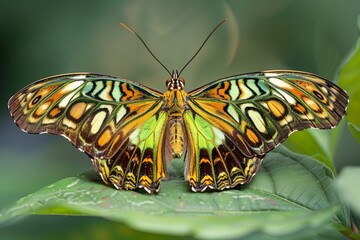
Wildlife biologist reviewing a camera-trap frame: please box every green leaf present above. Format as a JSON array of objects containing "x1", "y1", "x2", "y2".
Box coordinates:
[
  {"x1": 336, "y1": 167, "x2": 360, "y2": 217},
  {"x1": 0, "y1": 146, "x2": 352, "y2": 239},
  {"x1": 285, "y1": 129, "x2": 335, "y2": 172},
  {"x1": 337, "y1": 19, "x2": 360, "y2": 127},
  {"x1": 348, "y1": 122, "x2": 360, "y2": 143}
]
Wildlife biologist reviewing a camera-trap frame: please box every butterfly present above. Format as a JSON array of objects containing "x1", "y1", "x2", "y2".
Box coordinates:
[{"x1": 8, "y1": 21, "x2": 348, "y2": 194}]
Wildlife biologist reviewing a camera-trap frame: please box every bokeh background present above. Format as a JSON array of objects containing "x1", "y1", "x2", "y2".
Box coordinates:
[{"x1": 1, "y1": 1, "x2": 359, "y2": 239}]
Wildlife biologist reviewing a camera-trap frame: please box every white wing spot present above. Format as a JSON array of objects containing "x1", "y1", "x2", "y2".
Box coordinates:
[
  {"x1": 116, "y1": 106, "x2": 127, "y2": 123},
  {"x1": 90, "y1": 111, "x2": 107, "y2": 134},
  {"x1": 112, "y1": 81, "x2": 122, "y2": 102},
  {"x1": 63, "y1": 118, "x2": 77, "y2": 129},
  {"x1": 277, "y1": 89, "x2": 296, "y2": 105},
  {"x1": 59, "y1": 91, "x2": 78, "y2": 108},
  {"x1": 72, "y1": 75, "x2": 87, "y2": 80},
  {"x1": 227, "y1": 105, "x2": 239, "y2": 123},
  {"x1": 60, "y1": 80, "x2": 84, "y2": 93},
  {"x1": 269, "y1": 78, "x2": 292, "y2": 89},
  {"x1": 264, "y1": 72, "x2": 280, "y2": 77},
  {"x1": 229, "y1": 81, "x2": 240, "y2": 100},
  {"x1": 248, "y1": 109, "x2": 267, "y2": 133}
]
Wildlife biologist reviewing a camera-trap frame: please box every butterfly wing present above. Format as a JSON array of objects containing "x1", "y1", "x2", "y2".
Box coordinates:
[
  {"x1": 185, "y1": 70, "x2": 348, "y2": 191},
  {"x1": 8, "y1": 73, "x2": 168, "y2": 193}
]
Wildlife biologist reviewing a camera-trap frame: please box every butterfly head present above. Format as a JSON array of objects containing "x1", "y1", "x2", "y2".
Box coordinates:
[{"x1": 166, "y1": 70, "x2": 185, "y2": 90}]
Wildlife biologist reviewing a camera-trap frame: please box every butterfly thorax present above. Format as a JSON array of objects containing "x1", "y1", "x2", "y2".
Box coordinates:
[
  {"x1": 164, "y1": 70, "x2": 187, "y2": 117},
  {"x1": 164, "y1": 71, "x2": 187, "y2": 158}
]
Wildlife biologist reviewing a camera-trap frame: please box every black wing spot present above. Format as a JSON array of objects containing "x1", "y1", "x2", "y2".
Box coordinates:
[
  {"x1": 313, "y1": 90, "x2": 324, "y2": 100},
  {"x1": 32, "y1": 95, "x2": 42, "y2": 105}
]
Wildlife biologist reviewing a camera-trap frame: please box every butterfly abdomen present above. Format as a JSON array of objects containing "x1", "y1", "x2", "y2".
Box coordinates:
[{"x1": 168, "y1": 119, "x2": 186, "y2": 158}]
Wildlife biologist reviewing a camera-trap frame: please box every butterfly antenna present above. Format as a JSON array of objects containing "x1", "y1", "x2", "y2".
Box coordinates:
[
  {"x1": 120, "y1": 22, "x2": 172, "y2": 76},
  {"x1": 178, "y1": 18, "x2": 227, "y2": 75}
]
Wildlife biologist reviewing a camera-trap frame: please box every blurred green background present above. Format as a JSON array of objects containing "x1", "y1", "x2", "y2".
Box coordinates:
[{"x1": 1, "y1": 0, "x2": 360, "y2": 239}]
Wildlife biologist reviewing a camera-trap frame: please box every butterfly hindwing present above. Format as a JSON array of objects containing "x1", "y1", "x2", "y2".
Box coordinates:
[
  {"x1": 92, "y1": 110, "x2": 168, "y2": 192},
  {"x1": 183, "y1": 111, "x2": 262, "y2": 191},
  {"x1": 8, "y1": 73, "x2": 167, "y2": 193},
  {"x1": 185, "y1": 70, "x2": 348, "y2": 191}
]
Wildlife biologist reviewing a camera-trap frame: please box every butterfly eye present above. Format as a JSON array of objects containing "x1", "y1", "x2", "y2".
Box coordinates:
[
  {"x1": 179, "y1": 77, "x2": 185, "y2": 86},
  {"x1": 166, "y1": 78, "x2": 171, "y2": 87}
]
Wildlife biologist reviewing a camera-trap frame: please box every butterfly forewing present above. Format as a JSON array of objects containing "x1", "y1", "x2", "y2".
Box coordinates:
[
  {"x1": 8, "y1": 73, "x2": 167, "y2": 193},
  {"x1": 185, "y1": 70, "x2": 348, "y2": 191}
]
